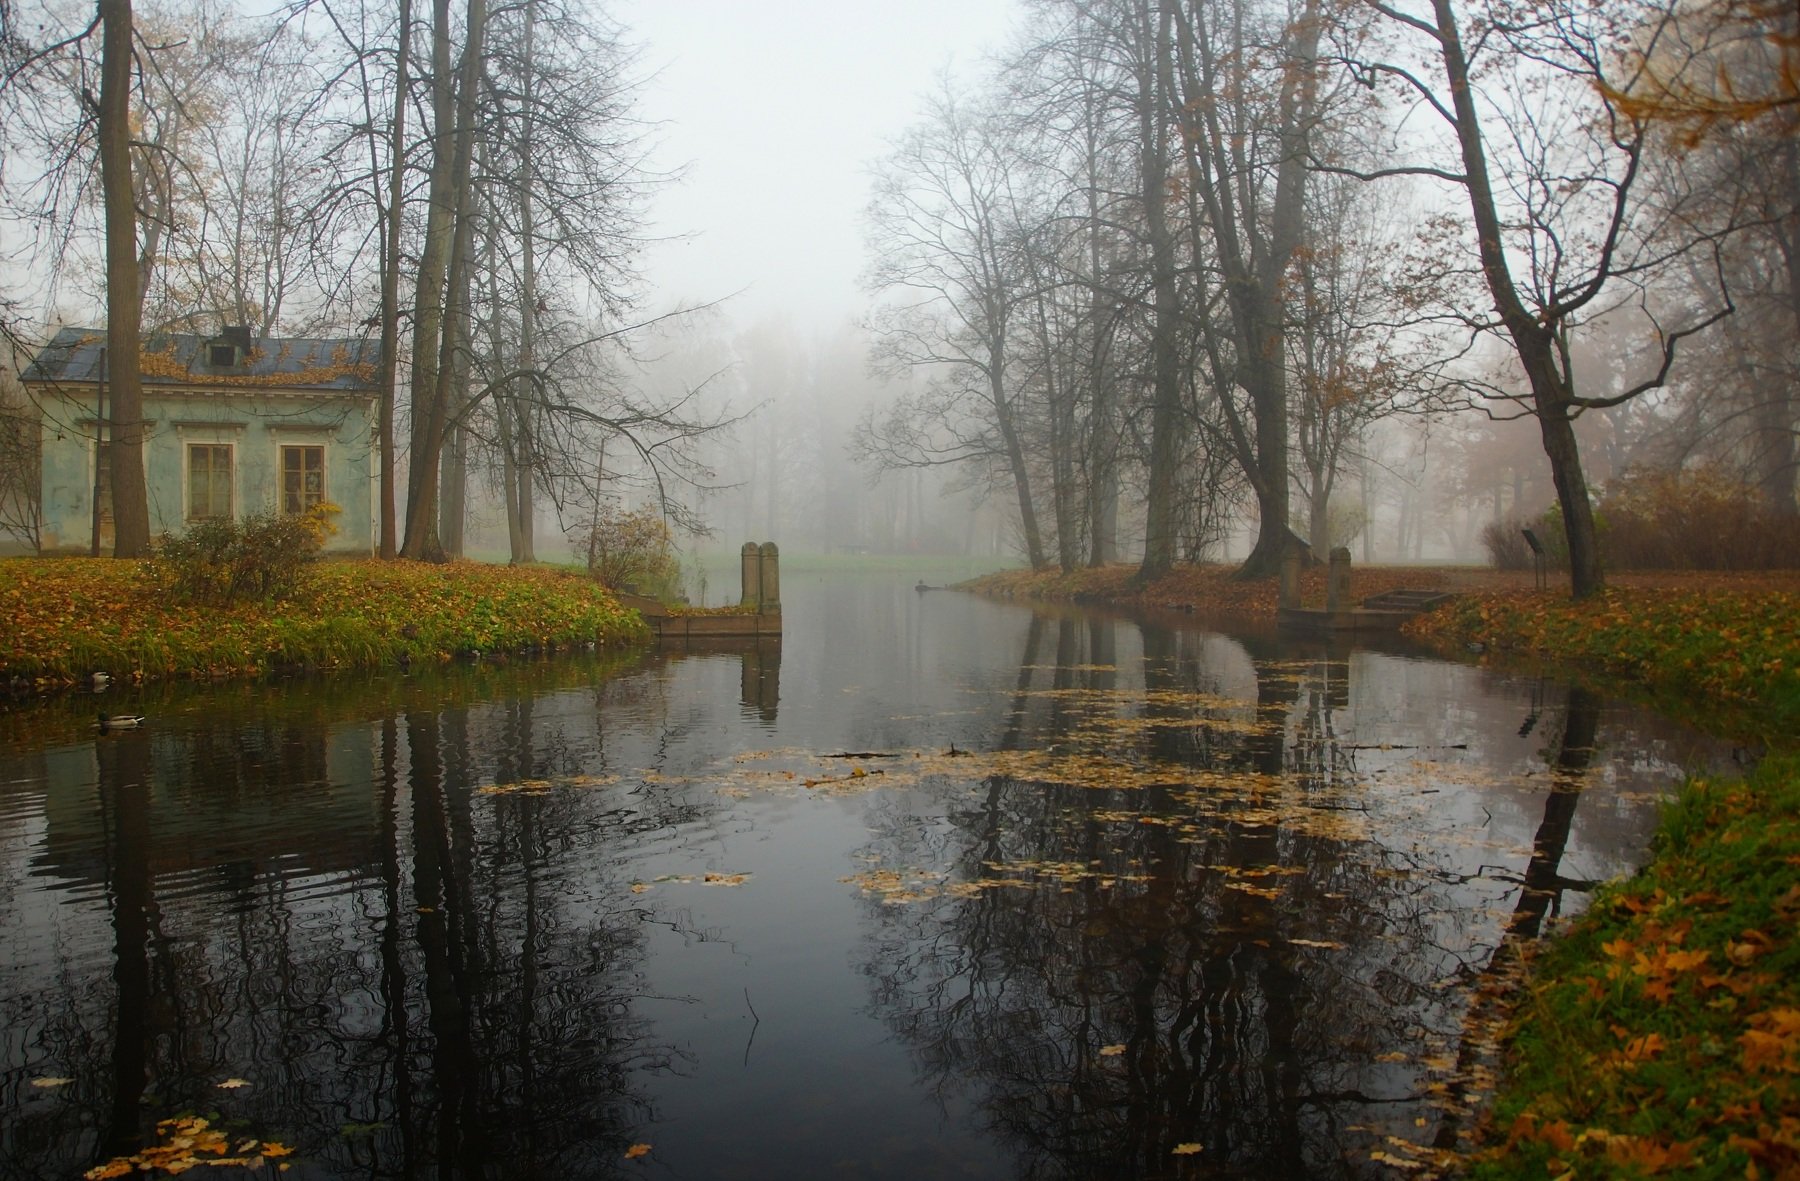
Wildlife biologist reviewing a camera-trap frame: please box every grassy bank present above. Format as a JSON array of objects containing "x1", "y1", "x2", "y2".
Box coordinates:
[
  {"x1": 1467, "y1": 757, "x2": 1800, "y2": 1180},
  {"x1": 1408, "y1": 585, "x2": 1800, "y2": 743},
  {"x1": 0, "y1": 558, "x2": 649, "y2": 685},
  {"x1": 1406, "y1": 584, "x2": 1800, "y2": 1176}
]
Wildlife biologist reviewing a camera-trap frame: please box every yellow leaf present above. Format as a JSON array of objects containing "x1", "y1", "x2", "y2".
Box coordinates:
[
  {"x1": 624, "y1": 1143, "x2": 652, "y2": 1159},
  {"x1": 1099, "y1": 1044, "x2": 1126, "y2": 1057},
  {"x1": 1172, "y1": 1142, "x2": 1202, "y2": 1155}
]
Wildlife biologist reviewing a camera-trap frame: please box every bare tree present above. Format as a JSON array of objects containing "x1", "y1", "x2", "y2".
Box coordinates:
[
  {"x1": 865, "y1": 81, "x2": 1050, "y2": 569},
  {"x1": 1348, "y1": 0, "x2": 1735, "y2": 596}
]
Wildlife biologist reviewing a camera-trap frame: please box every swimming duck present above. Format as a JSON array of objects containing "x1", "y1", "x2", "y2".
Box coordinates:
[{"x1": 97, "y1": 713, "x2": 146, "y2": 731}]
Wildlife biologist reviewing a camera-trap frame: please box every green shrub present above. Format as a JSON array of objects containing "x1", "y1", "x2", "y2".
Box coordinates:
[{"x1": 151, "y1": 504, "x2": 338, "y2": 605}]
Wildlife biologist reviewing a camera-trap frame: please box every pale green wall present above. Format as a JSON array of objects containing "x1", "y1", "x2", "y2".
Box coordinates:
[{"x1": 36, "y1": 386, "x2": 376, "y2": 554}]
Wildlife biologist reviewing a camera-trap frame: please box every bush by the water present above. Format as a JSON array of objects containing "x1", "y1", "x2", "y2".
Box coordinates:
[
  {"x1": 572, "y1": 504, "x2": 683, "y2": 599},
  {"x1": 151, "y1": 503, "x2": 339, "y2": 604}
]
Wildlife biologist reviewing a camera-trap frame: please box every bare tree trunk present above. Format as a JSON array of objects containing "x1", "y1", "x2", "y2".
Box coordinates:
[
  {"x1": 509, "y1": 0, "x2": 540, "y2": 563},
  {"x1": 99, "y1": 0, "x2": 151, "y2": 558},
  {"x1": 1137, "y1": 0, "x2": 1182, "y2": 581},
  {"x1": 990, "y1": 339, "x2": 1047, "y2": 569},
  {"x1": 433, "y1": 0, "x2": 489, "y2": 563},
  {"x1": 377, "y1": 0, "x2": 411, "y2": 559},
  {"x1": 1764, "y1": 193, "x2": 1800, "y2": 516},
  {"x1": 400, "y1": 0, "x2": 458, "y2": 560},
  {"x1": 1427, "y1": 0, "x2": 1608, "y2": 596}
]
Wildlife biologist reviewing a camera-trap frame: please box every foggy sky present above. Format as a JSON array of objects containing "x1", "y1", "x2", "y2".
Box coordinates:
[{"x1": 618, "y1": 0, "x2": 1020, "y2": 331}]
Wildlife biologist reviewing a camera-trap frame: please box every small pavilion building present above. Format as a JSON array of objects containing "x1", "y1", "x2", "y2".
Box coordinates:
[{"x1": 23, "y1": 326, "x2": 380, "y2": 554}]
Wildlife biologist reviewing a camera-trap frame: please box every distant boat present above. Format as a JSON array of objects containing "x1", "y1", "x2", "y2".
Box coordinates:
[
  {"x1": 914, "y1": 581, "x2": 937, "y2": 592},
  {"x1": 97, "y1": 713, "x2": 145, "y2": 731}
]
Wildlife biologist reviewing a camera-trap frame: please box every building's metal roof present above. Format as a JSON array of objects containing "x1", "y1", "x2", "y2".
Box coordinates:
[{"x1": 20, "y1": 326, "x2": 380, "y2": 392}]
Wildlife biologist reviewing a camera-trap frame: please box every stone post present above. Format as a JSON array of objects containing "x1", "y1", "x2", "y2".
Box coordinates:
[
  {"x1": 1279, "y1": 544, "x2": 1303, "y2": 610},
  {"x1": 1326, "y1": 546, "x2": 1352, "y2": 612},
  {"x1": 757, "y1": 542, "x2": 780, "y2": 613},
  {"x1": 739, "y1": 541, "x2": 760, "y2": 609}
]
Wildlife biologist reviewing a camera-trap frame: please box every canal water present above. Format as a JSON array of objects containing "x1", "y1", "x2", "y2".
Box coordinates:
[{"x1": 0, "y1": 570, "x2": 1738, "y2": 1180}]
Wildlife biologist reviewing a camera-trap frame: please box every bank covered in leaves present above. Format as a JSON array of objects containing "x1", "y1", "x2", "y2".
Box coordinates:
[{"x1": 0, "y1": 558, "x2": 649, "y2": 686}]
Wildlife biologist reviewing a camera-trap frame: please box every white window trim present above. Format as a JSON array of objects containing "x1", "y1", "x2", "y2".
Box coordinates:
[
  {"x1": 174, "y1": 422, "x2": 245, "y2": 522},
  {"x1": 275, "y1": 437, "x2": 330, "y2": 515}
]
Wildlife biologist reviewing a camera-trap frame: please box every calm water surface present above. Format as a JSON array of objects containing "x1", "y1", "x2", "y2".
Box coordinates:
[{"x1": 0, "y1": 570, "x2": 1737, "y2": 1180}]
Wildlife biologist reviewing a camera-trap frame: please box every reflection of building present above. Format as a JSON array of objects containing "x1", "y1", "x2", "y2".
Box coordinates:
[{"x1": 23, "y1": 326, "x2": 378, "y2": 554}]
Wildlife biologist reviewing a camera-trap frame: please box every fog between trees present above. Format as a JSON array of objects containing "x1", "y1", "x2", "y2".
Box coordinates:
[{"x1": 0, "y1": 0, "x2": 1794, "y2": 592}]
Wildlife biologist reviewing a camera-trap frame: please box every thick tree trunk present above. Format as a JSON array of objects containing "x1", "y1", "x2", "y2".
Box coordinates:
[
  {"x1": 1136, "y1": 0, "x2": 1181, "y2": 582},
  {"x1": 429, "y1": 0, "x2": 487, "y2": 562},
  {"x1": 510, "y1": 0, "x2": 540, "y2": 563},
  {"x1": 98, "y1": 0, "x2": 151, "y2": 558},
  {"x1": 377, "y1": 0, "x2": 410, "y2": 559},
  {"x1": 990, "y1": 352, "x2": 1047, "y2": 569},
  {"x1": 1764, "y1": 199, "x2": 1800, "y2": 516},
  {"x1": 400, "y1": 0, "x2": 458, "y2": 560},
  {"x1": 1536, "y1": 397, "x2": 1604, "y2": 596}
]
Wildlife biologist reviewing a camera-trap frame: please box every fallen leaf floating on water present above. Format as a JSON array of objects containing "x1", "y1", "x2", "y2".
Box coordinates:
[
  {"x1": 83, "y1": 1116, "x2": 291, "y2": 1179},
  {"x1": 479, "y1": 773, "x2": 619, "y2": 796},
  {"x1": 702, "y1": 872, "x2": 749, "y2": 887},
  {"x1": 29, "y1": 1076, "x2": 72, "y2": 1088},
  {"x1": 1171, "y1": 1143, "x2": 1202, "y2": 1155},
  {"x1": 624, "y1": 1143, "x2": 652, "y2": 1159},
  {"x1": 1099, "y1": 1044, "x2": 1126, "y2": 1057},
  {"x1": 217, "y1": 1077, "x2": 251, "y2": 1089}
]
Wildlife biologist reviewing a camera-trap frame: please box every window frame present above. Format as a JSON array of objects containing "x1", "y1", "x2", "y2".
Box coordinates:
[
  {"x1": 280, "y1": 443, "x2": 327, "y2": 515},
  {"x1": 185, "y1": 442, "x2": 234, "y2": 521}
]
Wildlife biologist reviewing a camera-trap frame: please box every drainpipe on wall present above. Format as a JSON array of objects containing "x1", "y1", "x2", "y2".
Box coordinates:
[{"x1": 91, "y1": 346, "x2": 107, "y2": 557}]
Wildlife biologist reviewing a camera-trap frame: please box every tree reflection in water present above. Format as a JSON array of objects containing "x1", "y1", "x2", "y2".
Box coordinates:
[
  {"x1": 850, "y1": 616, "x2": 1614, "y2": 1179},
  {"x1": 0, "y1": 656, "x2": 700, "y2": 1181},
  {"x1": 0, "y1": 591, "x2": 1708, "y2": 1181}
]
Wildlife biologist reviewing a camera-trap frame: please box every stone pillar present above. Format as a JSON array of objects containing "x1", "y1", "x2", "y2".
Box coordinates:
[
  {"x1": 757, "y1": 542, "x2": 780, "y2": 613},
  {"x1": 1326, "y1": 546, "x2": 1353, "y2": 612},
  {"x1": 1279, "y1": 544, "x2": 1303, "y2": 610},
  {"x1": 739, "y1": 541, "x2": 760, "y2": 609}
]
